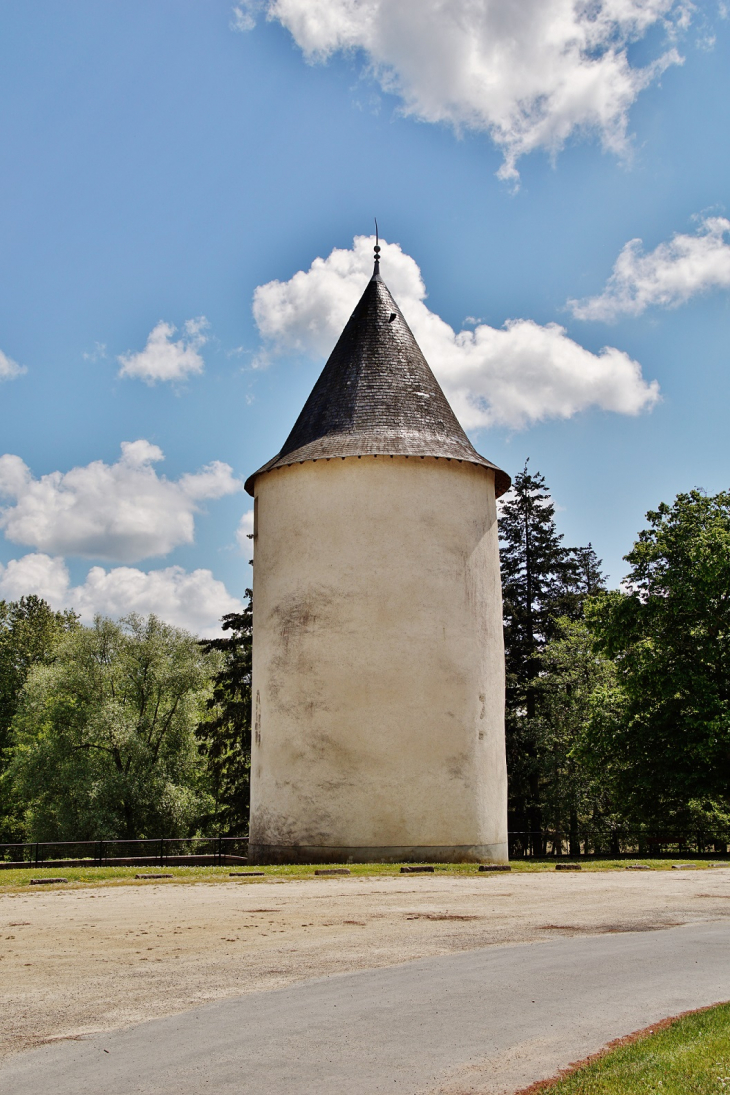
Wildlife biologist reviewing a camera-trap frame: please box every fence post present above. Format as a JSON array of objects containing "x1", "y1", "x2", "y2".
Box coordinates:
[
  {"x1": 217, "y1": 833, "x2": 222, "y2": 866},
  {"x1": 160, "y1": 838, "x2": 164, "y2": 867},
  {"x1": 35, "y1": 842, "x2": 39, "y2": 866}
]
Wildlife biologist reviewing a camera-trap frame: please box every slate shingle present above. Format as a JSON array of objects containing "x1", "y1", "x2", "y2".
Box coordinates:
[{"x1": 245, "y1": 268, "x2": 510, "y2": 497}]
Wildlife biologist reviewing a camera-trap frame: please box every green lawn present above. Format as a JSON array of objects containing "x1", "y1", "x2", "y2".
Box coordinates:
[
  {"x1": 0, "y1": 859, "x2": 723, "y2": 891},
  {"x1": 527, "y1": 1003, "x2": 730, "y2": 1094}
]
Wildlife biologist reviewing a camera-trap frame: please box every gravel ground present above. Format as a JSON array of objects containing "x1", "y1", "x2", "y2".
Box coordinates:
[{"x1": 2, "y1": 866, "x2": 729, "y2": 1061}]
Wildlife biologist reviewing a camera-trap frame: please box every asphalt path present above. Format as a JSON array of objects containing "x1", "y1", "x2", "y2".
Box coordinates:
[{"x1": 3, "y1": 920, "x2": 729, "y2": 1095}]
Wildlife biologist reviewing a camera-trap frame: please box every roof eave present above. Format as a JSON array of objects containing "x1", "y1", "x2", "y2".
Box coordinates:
[{"x1": 244, "y1": 450, "x2": 511, "y2": 497}]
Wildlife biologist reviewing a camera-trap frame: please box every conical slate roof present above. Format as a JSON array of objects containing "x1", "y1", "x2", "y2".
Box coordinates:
[{"x1": 244, "y1": 263, "x2": 510, "y2": 497}]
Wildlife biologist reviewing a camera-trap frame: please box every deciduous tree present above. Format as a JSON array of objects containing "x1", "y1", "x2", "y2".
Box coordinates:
[
  {"x1": 0, "y1": 596, "x2": 77, "y2": 755},
  {"x1": 0, "y1": 596, "x2": 78, "y2": 840},
  {"x1": 586, "y1": 490, "x2": 730, "y2": 833},
  {"x1": 6, "y1": 614, "x2": 216, "y2": 841},
  {"x1": 533, "y1": 617, "x2": 621, "y2": 854}
]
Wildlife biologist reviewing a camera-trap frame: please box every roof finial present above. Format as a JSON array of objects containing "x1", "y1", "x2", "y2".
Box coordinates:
[{"x1": 373, "y1": 218, "x2": 381, "y2": 278}]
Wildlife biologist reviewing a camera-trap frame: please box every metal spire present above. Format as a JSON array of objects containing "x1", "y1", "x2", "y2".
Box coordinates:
[{"x1": 373, "y1": 218, "x2": 381, "y2": 278}]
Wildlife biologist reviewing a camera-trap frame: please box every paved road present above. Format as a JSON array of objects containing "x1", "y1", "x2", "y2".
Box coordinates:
[{"x1": 3, "y1": 921, "x2": 729, "y2": 1095}]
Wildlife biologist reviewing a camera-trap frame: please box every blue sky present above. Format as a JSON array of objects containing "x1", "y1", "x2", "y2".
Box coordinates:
[{"x1": 1, "y1": 1, "x2": 729, "y2": 633}]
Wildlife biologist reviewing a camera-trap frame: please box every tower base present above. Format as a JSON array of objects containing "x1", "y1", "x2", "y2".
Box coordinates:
[{"x1": 247, "y1": 843, "x2": 508, "y2": 866}]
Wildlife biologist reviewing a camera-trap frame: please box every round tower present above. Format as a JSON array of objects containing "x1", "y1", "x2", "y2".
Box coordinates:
[{"x1": 244, "y1": 245, "x2": 511, "y2": 864}]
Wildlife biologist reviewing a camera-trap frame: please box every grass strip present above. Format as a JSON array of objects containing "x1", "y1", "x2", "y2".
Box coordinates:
[
  {"x1": 519, "y1": 1002, "x2": 730, "y2": 1094},
  {"x1": 0, "y1": 859, "x2": 724, "y2": 892}
]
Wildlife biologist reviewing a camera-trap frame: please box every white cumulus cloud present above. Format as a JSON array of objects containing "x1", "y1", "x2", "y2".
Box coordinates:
[
  {"x1": 236, "y1": 510, "x2": 255, "y2": 554},
  {"x1": 0, "y1": 349, "x2": 27, "y2": 382},
  {"x1": 0, "y1": 553, "x2": 70, "y2": 606},
  {"x1": 0, "y1": 441, "x2": 243, "y2": 563},
  {"x1": 252, "y1": 235, "x2": 659, "y2": 430},
  {"x1": 0, "y1": 553, "x2": 242, "y2": 638},
  {"x1": 569, "y1": 215, "x2": 730, "y2": 321},
  {"x1": 238, "y1": 508, "x2": 256, "y2": 551},
  {"x1": 231, "y1": 1, "x2": 258, "y2": 31},
  {"x1": 253, "y1": 0, "x2": 687, "y2": 180},
  {"x1": 118, "y1": 317, "x2": 208, "y2": 384}
]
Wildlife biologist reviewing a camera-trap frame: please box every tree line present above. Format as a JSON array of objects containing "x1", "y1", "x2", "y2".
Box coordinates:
[{"x1": 1, "y1": 466, "x2": 728, "y2": 848}]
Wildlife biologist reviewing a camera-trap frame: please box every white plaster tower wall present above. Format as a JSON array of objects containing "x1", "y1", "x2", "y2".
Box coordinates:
[{"x1": 248, "y1": 454, "x2": 507, "y2": 863}]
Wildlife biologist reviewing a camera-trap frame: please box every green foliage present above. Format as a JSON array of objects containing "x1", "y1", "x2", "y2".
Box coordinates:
[
  {"x1": 196, "y1": 590, "x2": 252, "y2": 835},
  {"x1": 0, "y1": 596, "x2": 78, "y2": 754},
  {"x1": 0, "y1": 596, "x2": 78, "y2": 840},
  {"x1": 533, "y1": 618, "x2": 620, "y2": 851},
  {"x1": 5, "y1": 614, "x2": 217, "y2": 841},
  {"x1": 535, "y1": 1002, "x2": 730, "y2": 1094},
  {"x1": 586, "y1": 490, "x2": 730, "y2": 830}
]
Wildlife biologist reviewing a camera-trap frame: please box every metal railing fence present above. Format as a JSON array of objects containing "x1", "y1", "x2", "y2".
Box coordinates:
[
  {"x1": 3, "y1": 831, "x2": 730, "y2": 868},
  {"x1": 0, "y1": 835, "x2": 249, "y2": 869},
  {"x1": 508, "y1": 829, "x2": 730, "y2": 859}
]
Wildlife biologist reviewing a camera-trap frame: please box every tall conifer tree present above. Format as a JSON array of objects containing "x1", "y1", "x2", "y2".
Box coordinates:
[
  {"x1": 499, "y1": 464, "x2": 605, "y2": 851},
  {"x1": 196, "y1": 591, "x2": 253, "y2": 835}
]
